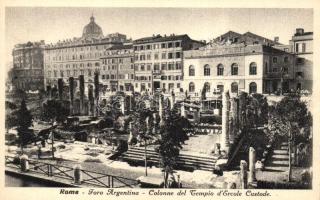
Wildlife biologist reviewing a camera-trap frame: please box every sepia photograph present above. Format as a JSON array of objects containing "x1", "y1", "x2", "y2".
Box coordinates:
[{"x1": 3, "y1": 4, "x2": 316, "y2": 193}]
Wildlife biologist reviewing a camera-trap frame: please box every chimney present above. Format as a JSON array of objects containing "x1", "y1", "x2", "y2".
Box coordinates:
[
  {"x1": 296, "y1": 28, "x2": 304, "y2": 35},
  {"x1": 274, "y1": 37, "x2": 279, "y2": 43}
]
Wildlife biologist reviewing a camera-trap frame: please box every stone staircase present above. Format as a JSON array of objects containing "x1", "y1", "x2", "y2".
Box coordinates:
[
  {"x1": 264, "y1": 142, "x2": 289, "y2": 172},
  {"x1": 119, "y1": 146, "x2": 219, "y2": 172}
]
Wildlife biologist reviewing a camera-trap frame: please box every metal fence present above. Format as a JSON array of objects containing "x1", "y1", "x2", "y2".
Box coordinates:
[{"x1": 5, "y1": 156, "x2": 139, "y2": 188}]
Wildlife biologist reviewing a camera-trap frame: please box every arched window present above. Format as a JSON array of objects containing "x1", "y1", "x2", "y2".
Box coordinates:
[
  {"x1": 189, "y1": 65, "x2": 195, "y2": 76},
  {"x1": 249, "y1": 82, "x2": 257, "y2": 94},
  {"x1": 204, "y1": 64, "x2": 210, "y2": 76},
  {"x1": 231, "y1": 63, "x2": 238, "y2": 75},
  {"x1": 189, "y1": 82, "x2": 195, "y2": 92},
  {"x1": 204, "y1": 82, "x2": 210, "y2": 93},
  {"x1": 217, "y1": 64, "x2": 224, "y2": 76},
  {"x1": 250, "y1": 62, "x2": 257, "y2": 75},
  {"x1": 231, "y1": 82, "x2": 238, "y2": 93}
]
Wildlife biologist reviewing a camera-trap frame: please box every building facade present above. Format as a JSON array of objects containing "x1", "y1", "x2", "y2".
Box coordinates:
[
  {"x1": 132, "y1": 34, "x2": 205, "y2": 93},
  {"x1": 11, "y1": 41, "x2": 45, "y2": 91},
  {"x1": 290, "y1": 28, "x2": 313, "y2": 91},
  {"x1": 182, "y1": 41, "x2": 296, "y2": 97},
  {"x1": 43, "y1": 16, "x2": 130, "y2": 91},
  {"x1": 100, "y1": 44, "x2": 134, "y2": 93}
]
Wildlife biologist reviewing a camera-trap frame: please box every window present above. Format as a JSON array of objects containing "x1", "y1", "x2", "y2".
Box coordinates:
[
  {"x1": 176, "y1": 62, "x2": 182, "y2": 70},
  {"x1": 264, "y1": 62, "x2": 268, "y2": 74},
  {"x1": 153, "y1": 64, "x2": 160, "y2": 70},
  {"x1": 249, "y1": 82, "x2": 257, "y2": 94},
  {"x1": 147, "y1": 54, "x2": 151, "y2": 60},
  {"x1": 217, "y1": 64, "x2": 224, "y2": 76},
  {"x1": 302, "y1": 43, "x2": 306, "y2": 53},
  {"x1": 168, "y1": 53, "x2": 173, "y2": 59},
  {"x1": 146, "y1": 45, "x2": 151, "y2": 50},
  {"x1": 284, "y1": 56, "x2": 289, "y2": 63},
  {"x1": 249, "y1": 62, "x2": 257, "y2": 75},
  {"x1": 140, "y1": 55, "x2": 145, "y2": 60},
  {"x1": 217, "y1": 85, "x2": 224, "y2": 93},
  {"x1": 283, "y1": 67, "x2": 289, "y2": 74},
  {"x1": 231, "y1": 63, "x2": 238, "y2": 75},
  {"x1": 161, "y1": 63, "x2": 167, "y2": 70},
  {"x1": 67, "y1": 70, "x2": 70, "y2": 76},
  {"x1": 141, "y1": 65, "x2": 145, "y2": 71},
  {"x1": 162, "y1": 53, "x2": 166, "y2": 59},
  {"x1": 167, "y1": 63, "x2": 173, "y2": 70},
  {"x1": 204, "y1": 64, "x2": 210, "y2": 76},
  {"x1": 296, "y1": 57, "x2": 304, "y2": 65},
  {"x1": 189, "y1": 65, "x2": 195, "y2": 76},
  {"x1": 175, "y1": 42, "x2": 181, "y2": 47},
  {"x1": 147, "y1": 65, "x2": 151, "y2": 70},
  {"x1": 204, "y1": 82, "x2": 210, "y2": 93},
  {"x1": 161, "y1": 43, "x2": 166, "y2": 48},
  {"x1": 189, "y1": 82, "x2": 195, "y2": 92},
  {"x1": 154, "y1": 53, "x2": 159, "y2": 60},
  {"x1": 231, "y1": 82, "x2": 238, "y2": 93},
  {"x1": 168, "y1": 43, "x2": 173, "y2": 48},
  {"x1": 60, "y1": 70, "x2": 64, "y2": 77},
  {"x1": 176, "y1": 52, "x2": 181, "y2": 58},
  {"x1": 273, "y1": 57, "x2": 278, "y2": 63}
]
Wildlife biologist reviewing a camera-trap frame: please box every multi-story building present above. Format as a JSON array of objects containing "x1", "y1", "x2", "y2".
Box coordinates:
[
  {"x1": 11, "y1": 41, "x2": 45, "y2": 91},
  {"x1": 132, "y1": 34, "x2": 205, "y2": 93},
  {"x1": 182, "y1": 33, "x2": 296, "y2": 97},
  {"x1": 44, "y1": 16, "x2": 130, "y2": 89},
  {"x1": 289, "y1": 28, "x2": 313, "y2": 91},
  {"x1": 100, "y1": 44, "x2": 134, "y2": 93}
]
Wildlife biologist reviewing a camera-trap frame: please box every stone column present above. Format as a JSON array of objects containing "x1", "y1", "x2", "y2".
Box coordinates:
[
  {"x1": 240, "y1": 160, "x2": 248, "y2": 189},
  {"x1": 248, "y1": 147, "x2": 257, "y2": 183},
  {"x1": 181, "y1": 102, "x2": 186, "y2": 118},
  {"x1": 79, "y1": 75, "x2": 85, "y2": 115},
  {"x1": 221, "y1": 91, "x2": 230, "y2": 152},
  {"x1": 128, "y1": 122, "x2": 133, "y2": 144},
  {"x1": 120, "y1": 97, "x2": 125, "y2": 114},
  {"x1": 159, "y1": 97, "x2": 163, "y2": 122},
  {"x1": 152, "y1": 113, "x2": 157, "y2": 134}
]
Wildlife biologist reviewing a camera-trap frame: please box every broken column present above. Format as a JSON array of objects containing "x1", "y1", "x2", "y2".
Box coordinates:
[
  {"x1": 221, "y1": 91, "x2": 230, "y2": 153},
  {"x1": 248, "y1": 147, "x2": 257, "y2": 183},
  {"x1": 240, "y1": 160, "x2": 248, "y2": 189}
]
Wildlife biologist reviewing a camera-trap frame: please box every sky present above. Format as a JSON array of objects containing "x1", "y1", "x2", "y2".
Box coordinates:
[{"x1": 5, "y1": 7, "x2": 313, "y2": 67}]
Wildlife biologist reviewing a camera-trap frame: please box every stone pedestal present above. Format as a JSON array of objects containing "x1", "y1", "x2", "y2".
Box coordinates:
[
  {"x1": 73, "y1": 164, "x2": 82, "y2": 185},
  {"x1": 240, "y1": 160, "x2": 248, "y2": 189},
  {"x1": 20, "y1": 154, "x2": 29, "y2": 172}
]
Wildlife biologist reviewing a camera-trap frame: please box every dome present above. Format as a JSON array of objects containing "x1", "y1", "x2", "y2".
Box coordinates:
[{"x1": 82, "y1": 16, "x2": 104, "y2": 39}]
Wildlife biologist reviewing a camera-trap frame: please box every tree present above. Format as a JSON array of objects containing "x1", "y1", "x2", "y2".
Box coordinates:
[
  {"x1": 158, "y1": 109, "x2": 190, "y2": 188},
  {"x1": 42, "y1": 100, "x2": 68, "y2": 158},
  {"x1": 16, "y1": 100, "x2": 34, "y2": 152},
  {"x1": 268, "y1": 95, "x2": 312, "y2": 181},
  {"x1": 131, "y1": 109, "x2": 154, "y2": 176}
]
